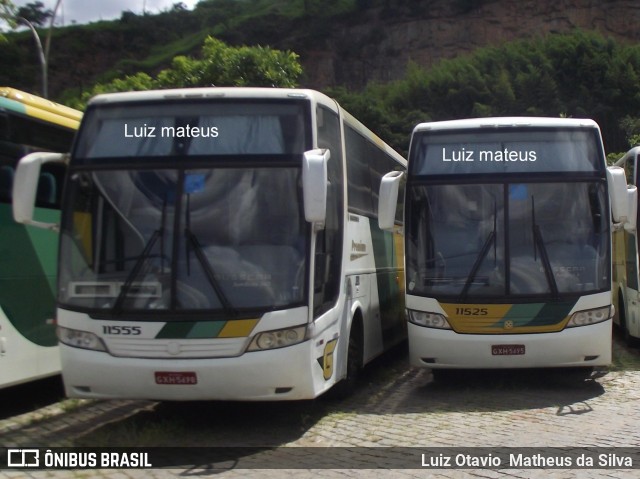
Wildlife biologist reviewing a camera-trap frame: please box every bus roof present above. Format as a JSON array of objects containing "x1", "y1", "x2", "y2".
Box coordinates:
[
  {"x1": 413, "y1": 117, "x2": 600, "y2": 133},
  {"x1": 87, "y1": 87, "x2": 336, "y2": 106},
  {"x1": 0, "y1": 87, "x2": 82, "y2": 130},
  {"x1": 86, "y1": 87, "x2": 406, "y2": 166}
]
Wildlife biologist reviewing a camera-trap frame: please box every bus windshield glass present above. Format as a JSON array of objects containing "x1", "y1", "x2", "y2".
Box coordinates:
[
  {"x1": 59, "y1": 99, "x2": 311, "y2": 315},
  {"x1": 406, "y1": 181, "x2": 609, "y2": 299},
  {"x1": 406, "y1": 125, "x2": 609, "y2": 300},
  {"x1": 410, "y1": 128, "x2": 603, "y2": 175}
]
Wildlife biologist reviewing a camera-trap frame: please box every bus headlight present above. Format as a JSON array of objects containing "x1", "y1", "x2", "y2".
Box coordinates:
[
  {"x1": 408, "y1": 310, "x2": 452, "y2": 329},
  {"x1": 247, "y1": 325, "x2": 308, "y2": 352},
  {"x1": 57, "y1": 326, "x2": 107, "y2": 352},
  {"x1": 566, "y1": 306, "x2": 613, "y2": 328}
]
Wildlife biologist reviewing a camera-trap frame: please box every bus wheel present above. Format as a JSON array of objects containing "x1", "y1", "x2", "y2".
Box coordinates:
[{"x1": 330, "y1": 318, "x2": 363, "y2": 399}]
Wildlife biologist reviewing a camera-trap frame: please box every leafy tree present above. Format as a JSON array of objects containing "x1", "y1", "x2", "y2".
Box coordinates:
[
  {"x1": 69, "y1": 36, "x2": 302, "y2": 109},
  {"x1": 170, "y1": 2, "x2": 188, "y2": 12},
  {"x1": 196, "y1": 37, "x2": 302, "y2": 87},
  {"x1": 0, "y1": 0, "x2": 17, "y2": 41},
  {"x1": 341, "y1": 31, "x2": 640, "y2": 154},
  {"x1": 619, "y1": 116, "x2": 640, "y2": 148},
  {"x1": 17, "y1": 1, "x2": 52, "y2": 26}
]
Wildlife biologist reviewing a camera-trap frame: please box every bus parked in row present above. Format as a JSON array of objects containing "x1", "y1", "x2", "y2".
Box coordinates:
[
  {"x1": 13, "y1": 88, "x2": 406, "y2": 400},
  {"x1": 379, "y1": 117, "x2": 636, "y2": 375},
  {"x1": 613, "y1": 146, "x2": 640, "y2": 346},
  {"x1": 0, "y1": 87, "x2": 82, "y2": 388}
]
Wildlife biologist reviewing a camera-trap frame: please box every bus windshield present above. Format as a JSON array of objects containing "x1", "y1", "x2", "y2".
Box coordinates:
[
  {"x1": 59, "y1": 99, "x2": 311, "y2": 316},
  {"x1": 406, "y1": 180, "x2": 609, "y2": 300},
  {"x1": 406, "y1": 126, "x2": 609, "y2": 300}
]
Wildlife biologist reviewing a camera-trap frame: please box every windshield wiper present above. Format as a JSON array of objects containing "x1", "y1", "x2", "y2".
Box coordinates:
[
  {"x1": 531, "y1": 196, "x2": 559, "y2": 297},
  {"x1": 113, "y1": 198, "x2": 167, "y2": 313},
  {"x1": 184, "y1": 195, "x2": 236, "y2": 314},
  {"x1": 113, "y1": 229, "x2": 162, "y2": 313},
  {"x1": 184, "y1": 229, "x2": 235, "y2": 314},
  {"x1": 459, "y1": 200, "x2": 497, "y2": 300}
]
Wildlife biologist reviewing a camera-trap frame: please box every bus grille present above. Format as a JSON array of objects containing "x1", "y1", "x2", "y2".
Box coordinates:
[{"x1": 103, "y1": 337, "x2": 249, "y2": 359}]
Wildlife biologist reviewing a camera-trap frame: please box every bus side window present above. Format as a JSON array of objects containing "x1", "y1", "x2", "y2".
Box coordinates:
[
  {"x1": 314, "y1": 106, "x2": 344, "y2": 318},
  {"x1": 37, "y1": 172, "x2": 57, "y2": 207},
  {"x1": 0, "y1": 165, "x2": 14, "y2": 203}
]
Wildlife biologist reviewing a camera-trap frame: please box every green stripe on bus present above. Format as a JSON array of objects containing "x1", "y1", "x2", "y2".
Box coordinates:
[
  {"x1": 492, "y1": 301, "x2": 576, "y2": 328},
  {"x1": 0, "y1": 204, "x2": 58, "y2": 346},
  {"x1": 530, "y1": 301, "x2": 577, "y2": 326},
  {"x1": 187, "y1": 321, "x2": 226, "y2": 338},
  {"x1": 155, "y1": 320, "x2": 256, "y2": 339},
  {"x1": 155, "y1": 322, "x2": 195, "y2": 339}
]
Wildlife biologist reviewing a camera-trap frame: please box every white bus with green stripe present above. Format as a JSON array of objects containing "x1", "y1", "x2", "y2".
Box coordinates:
[
  {"x1": 612, "y1": 146, "x2": 640, "y2": 346},
  {"x1": 13, "y1": 88, "x2": 406, "y2": 400},
  {"x1": 379, "y1": 117, "x2": 635, "y2": 373},
  {"x1": 0, "y1": 87, "x2": 81, "y2": 388}
]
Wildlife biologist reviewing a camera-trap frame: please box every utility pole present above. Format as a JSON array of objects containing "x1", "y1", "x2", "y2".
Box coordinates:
[
  {"x1": 19, "y1": 17, "x2": 46, "y2": 97},
  {"x1": 20, "y1": 0, "x2": 63, "y2": 99}
]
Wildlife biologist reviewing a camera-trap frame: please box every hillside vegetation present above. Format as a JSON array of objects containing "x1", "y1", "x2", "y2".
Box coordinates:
[
  {"x1": 332, "y1": 31, "x2": 640, "y2": 154},
  {"x1": 2, "y1": 1, "x2": 640, "y2": 154}
]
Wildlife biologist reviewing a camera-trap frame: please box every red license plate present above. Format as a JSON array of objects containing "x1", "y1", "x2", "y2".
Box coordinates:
[
  {"x1": 155, "y1": 371, "x2": 198, "y2": 385},
  {"x1": 491, "y1": 344, "x2": 525, "y2": 356}
]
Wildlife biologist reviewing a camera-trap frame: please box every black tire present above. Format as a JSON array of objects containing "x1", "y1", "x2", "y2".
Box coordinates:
[{"x1": 330, "y1": 322, "x2": 363, "y2": 399}]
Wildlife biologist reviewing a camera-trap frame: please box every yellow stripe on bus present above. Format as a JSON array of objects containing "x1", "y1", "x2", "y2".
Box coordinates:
[
  {"x1": 0, "y1": 87, "x2": 82, "y2": 129},
  {"x1": 218, "y1": 319, "x2": 260, "y2": 338}
]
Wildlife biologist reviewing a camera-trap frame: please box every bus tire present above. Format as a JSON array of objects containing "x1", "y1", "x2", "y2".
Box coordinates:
[{"x1": 330, "y1": 315, "x2": 363, "y2": 399}]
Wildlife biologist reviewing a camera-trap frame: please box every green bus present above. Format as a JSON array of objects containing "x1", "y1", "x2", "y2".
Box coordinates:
[{"x1": 0, "y1": 87, "x2": 81, "y2": 388}]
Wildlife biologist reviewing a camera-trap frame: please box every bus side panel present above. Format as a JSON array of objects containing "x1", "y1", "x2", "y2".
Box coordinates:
[
  {"x1": 0, "y1": 306, "x2": 60, "y2": 387},
  {"x1": 623, "y1": 229, "x2": 640, "y2": 338},
  {"x1": 613, "y1": 226, "x2": 640, "y2": 338},
  {"x1": 370, "y1": 221, "x2": 406, "y2": 349},
  {"x1": 344, "y1": 214, "x2": 406, "y2": 366},
  {"x1": 0, "y1": 204, "x2": 58, "y2": 348},
  {"x1": 345, "y1": 214, "x2": 382, "y2": 364},
  {"x1": 0, "y1": 203, "x2": 60, "y2": 388}
]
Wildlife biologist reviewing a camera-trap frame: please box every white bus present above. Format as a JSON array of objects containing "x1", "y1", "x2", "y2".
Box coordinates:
[
  {"x1": 13, "y1": 87, "x2": 406, "y2": 400},
  {"x1": 612, "y1": 146, "x2": 640, "y2": 346},
  {"x1": 379, "y1": 117, "x2": 635, "y2": 374}
]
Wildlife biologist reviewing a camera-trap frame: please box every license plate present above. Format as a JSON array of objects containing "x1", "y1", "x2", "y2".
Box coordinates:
[
  {"x1": 491, "y1": 344, "x2": 525, "y2": 356},
  {"x1": 155, "y1": 371, "x2": 198, "y2": 385}
]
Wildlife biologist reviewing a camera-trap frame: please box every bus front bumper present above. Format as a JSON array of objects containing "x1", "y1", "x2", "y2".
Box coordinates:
[
  {"x1": 60, "y1": 341, "x2": 322, "y2": 401},
  {"x1": 408, "y1": 320, "x2": 612, "y2": 369}
]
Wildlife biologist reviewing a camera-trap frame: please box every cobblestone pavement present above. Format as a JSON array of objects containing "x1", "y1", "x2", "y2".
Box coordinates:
[{"x1": 1, "y1": 338, "x2": 639, "y2": 479}]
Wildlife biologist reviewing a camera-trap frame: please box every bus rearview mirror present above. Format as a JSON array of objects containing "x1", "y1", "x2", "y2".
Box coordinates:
[
  {"x1": 378, "y1": 170, "x2": 404, "y2": 231},
  {"x1": 13, "y1": 152, "x2": 66, "y2": 231},
  {"x1": 625, "y1": 185, "x2": 638, "y2": 232},
  {"x1": 607, "y1": 165, "x2": 632, "y2": 226},
  {"x1": 302, "y1": 148, "x2": 329, "y2": 228}
]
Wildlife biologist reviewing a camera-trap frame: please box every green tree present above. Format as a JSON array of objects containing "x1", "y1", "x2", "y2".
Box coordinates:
[
  {"x1": 17, "y1": 1, "x2": 52, "y2": 26},
  {"x1": 197, "y1": 37, "x2": 302, "y2": 88},
  {"x1": 342, "y1": 31, "x2": 640, "y2": 154},
  {"x1": 70, "y1": 37, "x2": 302, "y2": 110},
  {"x1": 0, "y1": 0, "x2": 17, "y2": 41}
]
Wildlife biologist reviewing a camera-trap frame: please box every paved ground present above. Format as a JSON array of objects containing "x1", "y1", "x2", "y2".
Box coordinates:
[{"x1": 1, "y1": 335, "x2": 639, "y2": 478}]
